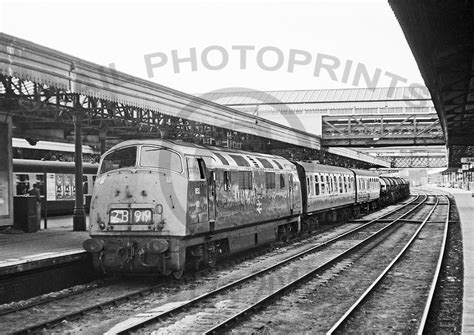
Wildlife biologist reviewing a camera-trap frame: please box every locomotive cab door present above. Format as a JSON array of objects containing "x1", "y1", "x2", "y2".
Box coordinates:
[
  {"x1": 208, "y1": 169, "x2": 216, "y2": 225},
  {"x1": 289, "y1": 174, "x2": 295, "y2": 214}
]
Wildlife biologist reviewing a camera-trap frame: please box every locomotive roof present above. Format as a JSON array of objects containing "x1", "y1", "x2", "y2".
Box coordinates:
[{"x1": 105, "y1": 139, "x2": 294, "y2": 171}]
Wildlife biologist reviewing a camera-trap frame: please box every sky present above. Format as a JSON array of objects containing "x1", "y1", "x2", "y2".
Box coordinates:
[{"x1": 0, "y1": 0, "x2": 425, "y2": 95}]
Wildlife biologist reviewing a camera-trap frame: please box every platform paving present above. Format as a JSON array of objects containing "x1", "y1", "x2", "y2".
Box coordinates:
[
  {"x1": 447, "y1": 188, "x2": 474, "y2": 334},
  {"x1": 0, "y1": 215, "x2": 90, "y2": 273},
  {"x1": 428, "y1": 187, "x2": 474, "y2": 334}
]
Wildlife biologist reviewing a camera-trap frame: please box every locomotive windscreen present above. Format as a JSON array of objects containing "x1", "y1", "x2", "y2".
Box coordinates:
[
  {"x1": 100, "y1": 146, "x2": 137, "y2": 174},
  {"x1": 140, "y1": 146, "x2": 183, "y2": 172}
]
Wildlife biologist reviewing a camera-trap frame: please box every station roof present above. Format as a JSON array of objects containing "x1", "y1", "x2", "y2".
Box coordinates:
[
  {"x1": 199, "y1": 86, "x2": 432, "y2": 106},
  {"x1": 0, "y1": 33, "x2": 320, "y2": 150},
  {"x1": 389, "y1": 0, "x2": 474, "y2": 165}
]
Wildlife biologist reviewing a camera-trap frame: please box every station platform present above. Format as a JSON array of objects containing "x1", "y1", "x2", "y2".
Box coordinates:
[
  {"x1": 427, "y1": 187, "x2": 474, "y2": 333},
  {"x1": 0, "y1": 216, "x2": 90, "y2": 276}
]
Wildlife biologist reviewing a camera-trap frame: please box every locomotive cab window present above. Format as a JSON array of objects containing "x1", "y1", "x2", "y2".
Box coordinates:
[
  {"x1": 100, "y1": 146, "x2": 137, "y2": 174},
  {"x1": 187, "y1": 157, "x2": 206, "y2": 180},
  {"x1": 140, "y1": 146, "x2": 182, "y2": 173}
]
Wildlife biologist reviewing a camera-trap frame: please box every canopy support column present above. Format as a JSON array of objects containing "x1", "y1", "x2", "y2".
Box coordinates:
[{"x1": 73, "y1": 105, "x2": 86, "y2": 231}]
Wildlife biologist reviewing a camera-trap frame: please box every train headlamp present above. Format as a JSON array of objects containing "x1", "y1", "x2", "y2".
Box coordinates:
[{"x1": 154, "y1": 204, "x2": 163, "y2": 214}]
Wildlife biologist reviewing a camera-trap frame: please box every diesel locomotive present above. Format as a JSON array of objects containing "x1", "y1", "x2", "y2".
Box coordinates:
[{"x1": 83, "y1": 139, "x2": 409, "y2": 278}]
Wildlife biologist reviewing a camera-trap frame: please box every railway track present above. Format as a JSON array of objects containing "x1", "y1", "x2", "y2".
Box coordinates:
[
  {"x1": 327, "y1": 194, "x2": 450, "y2": 333},
  {"x1": 103, "y1": 193, "x2": 427, "y2": 334},
  {"x1": 1, "y1": 195, "x2": 417, "y2": 334},
  {"x1": 228, "y1": 192, "x2": 452, "y2": 334}
]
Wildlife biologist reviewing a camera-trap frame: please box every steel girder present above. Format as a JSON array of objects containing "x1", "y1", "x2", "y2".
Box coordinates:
[
  {"x1": 375, "y1": 155, "x2": 447, "y2": 168},
  {"x1": 0, "y1": 75, "x2": 272, "y2": 151},
  {"x1": 321, "y1": 113, "x2": 445, "y2": 147}
]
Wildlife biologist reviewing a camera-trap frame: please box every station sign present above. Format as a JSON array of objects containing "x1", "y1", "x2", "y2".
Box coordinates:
[
  {"x1": 46, "y1": 173, "x2": 56, "y2": 201},
  {"x1": 46, "y1": 173, "x2": 76, "y2": 201},
  {"x1": 461, "y1": 157, "x2": 474, "y2": 171},
  {"x1": 461, "y1": 157, "x2": 474, "y2": 163}
]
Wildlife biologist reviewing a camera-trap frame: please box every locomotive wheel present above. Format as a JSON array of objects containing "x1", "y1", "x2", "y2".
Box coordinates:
[{"x1": 173, "y1": 266, "x2": 185, "y2": 279}]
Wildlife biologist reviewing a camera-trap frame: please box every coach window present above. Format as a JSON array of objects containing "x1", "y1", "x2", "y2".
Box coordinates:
[
  {"x1": 338, "y1": 175, "x2": 343, "y2": 193},
  {"x1": 16, "y1": 174, "x2": 30, "y2": 195},
  {"x1": 314, "y1": 175, "x2": 320, "y2": 195},
  {"x1": 306, "y1": 176, "x2": 311, "y2": 196},
  {"x1": 187, "y1": 157, "x2": 206, "y2": 180},
  {"x1": 320, "y1": 175, "x2": 325, "y2": 194},
  {"x1": 326, "y1": 175, "x2": 331, "y2": 193},
  {"x1": 333, "y1": 176, "x2": 338, "y2": 193},
  {"x1": 280, "y1": 174, "x2": 286, "y2": 188},
  {"x1": 35, "y1": 174, "x2": 45, "y2": 195}
]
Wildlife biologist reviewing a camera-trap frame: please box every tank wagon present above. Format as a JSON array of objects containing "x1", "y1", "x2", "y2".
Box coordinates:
[
  {"x1": 379, "y1": 176, "x2": 410, "y2": 206},
  {"x1": 83, "y1": 139, "x2": 408, "y2": 277}
]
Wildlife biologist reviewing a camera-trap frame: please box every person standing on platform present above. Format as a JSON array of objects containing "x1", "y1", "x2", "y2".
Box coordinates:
[{"x1": 29, "y1": 183, "x2": 41, "y2": 227}]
